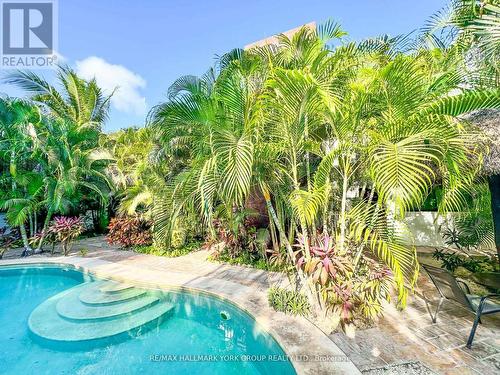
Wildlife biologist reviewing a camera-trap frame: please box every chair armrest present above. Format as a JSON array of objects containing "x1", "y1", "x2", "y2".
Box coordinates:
[
  {"x1": 475, "y1": 294, "x2": 500, "y2": 315},
  {"x1": 456, "y1": 279, "x2": 471, "y2": 294},
  {"x1": 479, "y1": 293, "x2": 500, "y2": 302}
]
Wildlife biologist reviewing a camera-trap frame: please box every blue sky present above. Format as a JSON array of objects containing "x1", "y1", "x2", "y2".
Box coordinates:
[{"x1": 0, "y1": 0, "x2": 447, "y2": 132}]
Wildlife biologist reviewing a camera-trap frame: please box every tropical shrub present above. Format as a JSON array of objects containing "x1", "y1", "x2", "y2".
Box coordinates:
[
  {"x1": 440, "y1": 183, "x2": 495, "y2": 254},
  {"x1": 49, "y1": 216, "x2": 84, "y2": 256},
  {"x1": 29, "y1": 230, "x2": 58, "y2": 254},
  {"x1": 433, "y1": 248, "x2": 498, "y2": 273},
  {"x1": 147, "y1": 17, "x2": 500, "y2": 324},
  {"x1": 268, "y1": 286, "x2": 311, "y2": 316},
  {"x1": 134, "y1": 239, "x2": 202, "y2": 257},
  {"x1": 212, "y1": 209, "x2": 262, "y2": 259},
  {"x1": 0, "y1": 227, "x2": 20, "y2": 259},
  {"x1": 106, "y1": 216, "x2": 153, "y2": 248},
  {"x1": 295, "y1": 234, "x2": 393, "y2": 324},
  {"x1": 209, "y1": 249, "x2": 284, "y2": 271}
]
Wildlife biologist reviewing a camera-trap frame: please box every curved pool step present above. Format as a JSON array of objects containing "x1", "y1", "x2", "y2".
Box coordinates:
[
  {"x1": 99, "y1": 282, "x2": 134, "y2": 294},
  {"x1": 79, "y1": 284, "x2": 147, "y2": 306},
  {"x1": 28, "y1": 281, "x2": 174, "y2": 348},
  {"x1": 56, "y1": 286, "x2": 161, "y2": 321}
]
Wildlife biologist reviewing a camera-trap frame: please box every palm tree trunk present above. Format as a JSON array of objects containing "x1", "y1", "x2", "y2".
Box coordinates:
[
  {"x1": 262, "y1": 189, "x2": 323, "y2": 312},
  {"x1": 19, "y1": 224, "x2": 32, "y2": 256},
  {"x1": 267, "y1": 206, "x2": 279, "y2": 253},
  {"x1": 35, "y1": 208, "x2": 53, "y2": 253},
  {"x1": 338, "y1": 167, "x2": 349, "y2": 252},
  {"x1": 29, "y1": 214, "x2": 34, "y2": 236},
  {"x1": 10, "y1": 150, "x2": 16, "y2": 191},
  {"x1": 488, "y1": 174, "x2": 500, "y2": 261}
]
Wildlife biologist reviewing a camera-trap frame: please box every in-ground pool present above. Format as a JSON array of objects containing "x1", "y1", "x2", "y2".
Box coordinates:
[{"x1": 0, "y1": 264, "x2": 295, "y2": 374}]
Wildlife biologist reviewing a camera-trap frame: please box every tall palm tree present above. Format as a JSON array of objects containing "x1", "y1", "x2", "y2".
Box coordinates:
[
  {"x1": 0, "y1": 97, "x2": 42, "y2": 253},
  {"x1": 149, "y1": 21, "x2": 500, "y2": 308},
  {"x1": 31, "y1": 118, "x2": 113, "y2": 252},
  {"x1": 3, "y1": 67, "x2": 114, "y2": 253},
  {"x1": 4, "y1": 65, "x2": 112, "y2": 132},
  {"x1": 422, "y1": 0, "x2": 500, "y2": 259}
]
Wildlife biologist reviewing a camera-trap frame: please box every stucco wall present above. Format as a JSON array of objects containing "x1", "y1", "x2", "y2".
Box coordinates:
[{"x1": 397, "y1": 211, "x2": 451, "y2": 248}]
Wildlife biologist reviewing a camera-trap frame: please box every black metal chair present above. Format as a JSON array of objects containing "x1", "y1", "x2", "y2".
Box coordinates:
[{"x1": 421, "y1": 264, "x2": 500, "y2": 348}]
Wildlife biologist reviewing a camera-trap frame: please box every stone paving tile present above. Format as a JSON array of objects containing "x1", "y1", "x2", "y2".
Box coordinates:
[
  {"x1": 361, "y1": 361, "x2": 437, "y2": 375},
  {"x1": 414, "y1": 325, "x2": 449, "y2": 339},
  {"x1": 441, "y1": 366, "x2": 479, "y2": 375},
  {"x1": 329, "y1": 270, "x2": 499, "y2": 375},
  {"x1": 462, "y1": 342, "x2": 499, "y2": 360},
  {"x1": 427, "y1": 334, "x2": 469, "y2": 351},
  {"x1": 481, "y1": 353, "x2": 500, "y2": 371}
]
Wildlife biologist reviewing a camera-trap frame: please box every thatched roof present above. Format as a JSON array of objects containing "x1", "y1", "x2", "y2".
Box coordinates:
[{"x1": 463, "y1": 109, "x2": 500, "y2": 176}]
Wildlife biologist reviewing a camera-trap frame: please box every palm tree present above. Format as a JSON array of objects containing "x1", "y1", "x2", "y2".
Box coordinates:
[
  {"x1": 4, "y1": 65, "x2": 112, "y2": 132},
  {"x1": 3, "y1": 67, "x2": 114, "y2": 253},
  {"x1": 422, "y1": 0, "x2": 500, "y2": 259},
  {"x1": 0, "y1": 97, "x2": 42, "y2": 254},
  {"x1": 31, "y1": 118, "x2": 113, "y2": 252},
  {"x1": 148, "y1": 52, "x2": 264, "y2": 246},
  {"x1": 1, "y1": 173, "x2": 44, "y2": 255},
  {"x1": 149, "y1": 20, "x2": 500, "y2": 309}
]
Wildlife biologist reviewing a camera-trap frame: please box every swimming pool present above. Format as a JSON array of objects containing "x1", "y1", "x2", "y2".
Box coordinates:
[{"x1": 0, "y1": 264, "x2": 296, "y2": 374}]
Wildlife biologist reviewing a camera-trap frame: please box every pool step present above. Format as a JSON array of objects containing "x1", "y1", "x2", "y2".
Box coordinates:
[
  {"x1": 79, "y1": 283, "x2": 147, "y2": 305},
  {"x1": 28, "y1": 281, "x2": 173, "y2": 347},
  {"x1": 57, "y1": 285, "x2": 161, "y2": 321},
  {"x1": 99, "y1": 282, "x2": 134, "y2": 294}
]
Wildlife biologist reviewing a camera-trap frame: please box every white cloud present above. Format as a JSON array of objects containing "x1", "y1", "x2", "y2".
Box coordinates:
[{"x1": 75, "y1": 56, "x2": 147, "y2": 116}]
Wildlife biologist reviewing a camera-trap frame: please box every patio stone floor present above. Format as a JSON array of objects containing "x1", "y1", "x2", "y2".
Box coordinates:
[{"x1": 329, "y1": 272, "x2": 500, "y2": 375}]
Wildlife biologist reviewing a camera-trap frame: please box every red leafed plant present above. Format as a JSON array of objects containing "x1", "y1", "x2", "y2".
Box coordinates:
[
  {"x1": 106, "y1": 216, "x2": 152, "y2": 248},
  {"x1": 49, "y1": 216, "x2": 84, "y2": 256},
  {"x1": 295, "y1": 234, "x2": 392, "y2": 325},
  {"x1": 0, "y1": 227, "x2": 20, "y2": 259}
]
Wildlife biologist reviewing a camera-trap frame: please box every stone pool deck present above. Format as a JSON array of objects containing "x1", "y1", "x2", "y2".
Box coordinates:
[
  {"x1": 2, "y1": 237, "x2": 499, "y2": 375},
  {"x1": 0, "y1": 237, "x2": 359, "y2": 375},
  {"x1": 330, "y1": 276, "x2": 500, "y2": 375}
]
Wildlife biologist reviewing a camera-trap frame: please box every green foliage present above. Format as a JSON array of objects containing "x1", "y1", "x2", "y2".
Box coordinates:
[
  {"x1": 432, "y1": 248, "x2": 499, "y2": 273},
  {"x1": 144, "y1": 16, "x2": 500, "y2": 320},
  {"x1": 208, "y1": 249, "x2": 284, "y2": 272},
  {"x1": 268, "y1": 287, "x2": 311, "y2": 316},
  {"x1": 2, "y1": 4, "x2": 499, "y2": 324},
  {"x1": 134, "y1": 240, "x2": 202, "y2": 258},
  {"x1": 0, "y1": 227, "x2": 20, "y2": 258},
  {"x1": 432, "y1": 249, "x2": 465, "y2": 272}
]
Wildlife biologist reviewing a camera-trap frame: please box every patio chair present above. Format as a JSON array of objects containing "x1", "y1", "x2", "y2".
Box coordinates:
[{"x1": 421, "y1": 264, "x2": 500, "y2": 348}]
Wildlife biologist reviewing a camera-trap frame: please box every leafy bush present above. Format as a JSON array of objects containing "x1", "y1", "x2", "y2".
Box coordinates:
[
  {"x1": 209, "y1": 249, "x2": 285, "y2": 271},
  {"x1": 0, "y1": 227, "x2": 20, "y2": 259},
  {"x1": 29, "y1": 230, "x2": 58, "y2": 254},
  {"x1": 433, "y1": 248, "x2": 498, "y2": 273},
  {"x1": 49, "y1": 216, "x2": 84, "y2": 256},
  {"x1": 134, "y1": 240, "x2": 202, "y2": 258},
  {"x1": 107, "y1": 216, "x2": 152, "y2": 248},
  {"x1": 212, "y1": 209, "x2": 264, "y2": 258},
  {"x1": 295, "y1": 234, "x2": 393, "y2": 324},
  {"x1": 268, "y1": 286, "x2": 311, "y2": 316}
]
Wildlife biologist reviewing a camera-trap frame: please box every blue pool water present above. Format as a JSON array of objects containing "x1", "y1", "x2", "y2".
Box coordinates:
[{"x1": 0, "y1": 265, "x2": 295, "y2": 375}]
